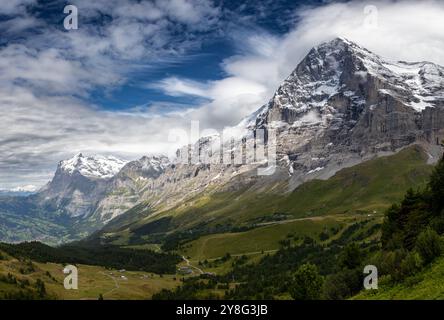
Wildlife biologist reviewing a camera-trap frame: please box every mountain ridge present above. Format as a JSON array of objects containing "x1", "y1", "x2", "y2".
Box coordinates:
[
  {"x1": 58, "y1": 153, "x2": 128, "y2": 179},
  {"x1": 2, "y1": 37, "x2": 444, "y2": 243}
]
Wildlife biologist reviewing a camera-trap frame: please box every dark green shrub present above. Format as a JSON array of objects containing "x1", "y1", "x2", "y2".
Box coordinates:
[
  {"x1": 322, "y1": 269, "x2": 361, "y2": 300},
  {"x1": 339, "y1": 243, "x2": 363, "y2": 269},
  {"x1": 399, "y1": 251, "x2": 423, "y2": 279},
  {"x1": 290, "y1": 263, "x2": 323, "y2": 300},
  {"x1": 415, "y1": 228, "x2": 442, "y2": 264}
]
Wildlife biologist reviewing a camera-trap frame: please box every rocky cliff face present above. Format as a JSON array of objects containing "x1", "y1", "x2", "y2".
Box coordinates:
[
  {"x1": 28, "y1": 38, "x2": 444, "y2": 237},
  {"x1": 35, "y1": 153, "x2": 127, "y2": 218},
  {"x1": 248, "y1": 37, "x2": 444, "y2": 187}
]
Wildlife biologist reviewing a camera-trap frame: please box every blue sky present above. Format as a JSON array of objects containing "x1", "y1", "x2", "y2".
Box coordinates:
[{"x1": 1, "y1": 0, "x2": 444, "y2": 189}]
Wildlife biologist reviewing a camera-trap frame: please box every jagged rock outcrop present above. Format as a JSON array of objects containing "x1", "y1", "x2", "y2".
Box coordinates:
[
  {"x1": 247, "y1": 37, "x2": 444, "y2": 187},
  {"x1": 34, "y1": 153, "x2": 127, "y2": 218}
]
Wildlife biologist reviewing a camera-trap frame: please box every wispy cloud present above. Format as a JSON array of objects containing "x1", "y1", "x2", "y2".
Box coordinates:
[
  {"x1": 149, "y1": 77, "x2": 212, "y2": 98},
  {"x1": 1, "y1": 0, "x2": 36, "y2": 15}
]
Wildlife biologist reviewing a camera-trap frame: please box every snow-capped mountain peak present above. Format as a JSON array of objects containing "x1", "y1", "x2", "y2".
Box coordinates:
[
  {"x1": 113, "y1": 155, "x2": 172, "y2": 183},
  {"x1": 249, "y1": 37, "x2": 444, "y2": 131},
  {"x1": 137, "y1": 155, "x2": 171, "y2": 174},
  {"x1": 60, "y1": 153, "x2": 128, "y2": 179}
]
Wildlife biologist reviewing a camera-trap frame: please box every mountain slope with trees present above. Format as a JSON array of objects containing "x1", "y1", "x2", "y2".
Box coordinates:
[{"x1": 153, "y1": 149, "x2": 444, "y2": 300}]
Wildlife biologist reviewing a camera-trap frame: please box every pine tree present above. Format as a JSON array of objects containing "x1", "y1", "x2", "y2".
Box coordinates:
[
  {"x1": 339, "y1": 243, "x2": 362, "y2": 269},
  {"x1": 35, "y1": 279, "x2": 46, "y2": 298}
]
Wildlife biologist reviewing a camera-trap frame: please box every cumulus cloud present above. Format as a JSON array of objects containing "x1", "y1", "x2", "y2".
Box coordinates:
[
  {"x1": 285, "y1": 0, "x2": 444, "y2": 65},
  {"x1": 150, "y1": 75, "x2": 268, "y2": 127},
  {"x1": 3, "y1": 0, "x2": 444, "y2": 189}
]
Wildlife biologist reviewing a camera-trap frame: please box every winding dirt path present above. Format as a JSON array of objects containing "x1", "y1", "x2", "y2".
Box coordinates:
[
  {"x1": 99, "y1": 271, "x2": 120, "y2": 297},
  {"x1": 182, "y1": 256, "x2": 204, "y2": 275}
]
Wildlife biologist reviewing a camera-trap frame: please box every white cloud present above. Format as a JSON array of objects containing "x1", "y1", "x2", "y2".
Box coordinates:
[
  {"x1": 150, "y1": 77, "x2": 211, "y2": 98},
  {"x1": 157, "y1": 0, "x2": 221, "y2": 26},
  {"x1": 0, "y1": 45, "x2": 101, "y2": 96},
  {"x1": 284, "y1": 0, "x2": 444, "y2": 66},
  {"x1": 189, "y1": 76, "x2": 268, "y2": 127},
  {"x1": 0, "y1": 0, "x2": 36, "y2": 15},
  {"x1": 10, "y1": 185, "x2": 38, "y2": 192}
]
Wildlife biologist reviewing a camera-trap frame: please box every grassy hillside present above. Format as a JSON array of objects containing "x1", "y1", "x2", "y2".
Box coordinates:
[
  {"x1": 354, "y1": 256, "x2": 444, "y2": 300},
  {"x1": 279, "y1": 145, "x2": 433, "y2": 216},
  {"x1": 98, "y1": 145, "x2": 432, "y2": 246},
  {"x1": 0, "y1": 241, "x2": 181, "y2": 275},
  {"x1": 0, "y1": 250, "x2": 180, "y2": 300},
  {"x1": 180, "y1": 215, "x2": 374, "y2": 261},
  {"x1": 173, "y1": 145, "x2": 432, "y2": 222}
]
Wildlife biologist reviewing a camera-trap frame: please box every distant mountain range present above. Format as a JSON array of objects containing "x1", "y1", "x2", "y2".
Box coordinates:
[
  {"x1": 0, "y1": 185, "x2": 38, "y2": 198},
  {"x1": 1, "y1": 37, "x2": 444, "y2": 244},
  {"x1": 0, "y1": 191, "x2": 34, "y2": 198}
]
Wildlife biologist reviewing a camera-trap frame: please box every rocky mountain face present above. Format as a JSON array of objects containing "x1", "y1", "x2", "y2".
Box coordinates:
[
  {"x1": 34, "y1": 153, "x2": 127, "y2": 219},
  {"x1": 93, "y1": 152, "x2": 263, "y2": 224},
  {"x1": 3, "y1": 38, "x2": 444, "y2": 242},
  {"x1": 249, "y1": 37, "x2": 444, "y2": 187}
]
